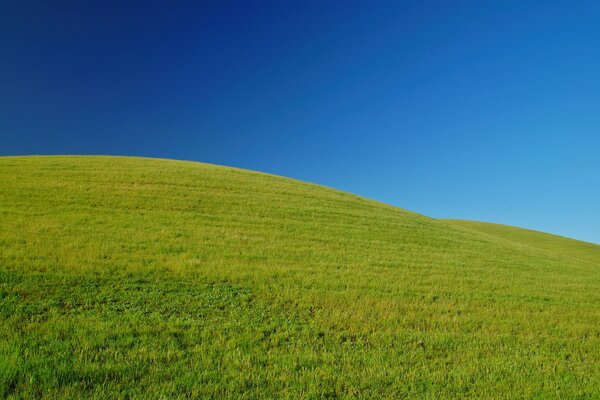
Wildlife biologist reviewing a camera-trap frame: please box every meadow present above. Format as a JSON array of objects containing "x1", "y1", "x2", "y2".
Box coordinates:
[{"x1": 1, "y1": 156, "x2": 599, "y2": 399}]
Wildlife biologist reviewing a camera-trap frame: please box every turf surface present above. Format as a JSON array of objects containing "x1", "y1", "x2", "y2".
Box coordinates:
[{"x1": 1, "y1": 156, "x2": 599, "y2": 399}]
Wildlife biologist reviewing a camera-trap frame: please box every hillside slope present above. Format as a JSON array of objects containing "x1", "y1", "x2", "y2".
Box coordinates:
[
  {"x1": 444, "y1": 219, "x2": 600, "y2": 266},
  {"x1": 1, "y1": 156, "x2": 600, "y2": 399}
]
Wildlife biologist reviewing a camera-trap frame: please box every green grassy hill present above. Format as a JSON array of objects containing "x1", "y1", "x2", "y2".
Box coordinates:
[
  {"x1": 444, "y1": 219, "x2": 600, "y2": 266},
  {"x1": 1, "y1": 156, "x2": 599, "y2": 399}
]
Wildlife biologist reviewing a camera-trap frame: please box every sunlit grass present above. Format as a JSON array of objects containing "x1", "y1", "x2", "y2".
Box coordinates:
[{"x1": 1, "y1": 156, "x2": 599, "y2": 398}]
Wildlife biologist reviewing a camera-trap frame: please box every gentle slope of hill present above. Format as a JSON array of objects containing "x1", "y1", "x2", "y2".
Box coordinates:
[
  {"x1": 1, "y1": 156, "x2": 599, "y2": 399},
  {"x1": 444, "y1": 219, "x2": 600, "y2": 266}
]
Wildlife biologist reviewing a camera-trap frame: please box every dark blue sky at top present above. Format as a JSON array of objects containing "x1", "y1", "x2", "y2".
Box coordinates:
[{"x1": 1, "y1": 1, "x2": 600, "y2": 242}]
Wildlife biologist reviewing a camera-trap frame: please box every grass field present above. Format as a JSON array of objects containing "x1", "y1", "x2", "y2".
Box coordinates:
[{"x1": 1, "y1": 156, "x2": 600, "y2": 399}]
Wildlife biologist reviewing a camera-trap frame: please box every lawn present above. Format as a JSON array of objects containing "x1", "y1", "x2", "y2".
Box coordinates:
[{"x1": 1, "y1": 156, "x2": 599, "y2": 399}]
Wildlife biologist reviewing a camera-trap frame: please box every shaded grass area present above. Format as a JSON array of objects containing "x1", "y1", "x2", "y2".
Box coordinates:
[
  {"x1": 1, "y1": 270, "x2": 255, "y2": 398},
  {"x1": 1, "y1": 156, "x2": 600, "y2": 398}
]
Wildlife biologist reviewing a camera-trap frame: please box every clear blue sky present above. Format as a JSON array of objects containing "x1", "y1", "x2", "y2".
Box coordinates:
[{"x1": 2, "y1": 1, "x2": 599, "y2": 243}]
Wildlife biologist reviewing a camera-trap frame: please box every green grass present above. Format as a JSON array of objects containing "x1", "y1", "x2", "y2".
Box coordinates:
[
  {"x1": 444, "y1": 219, "x2": 600, "y2": 266},
  {"x1": 1, "y1": 155, "x2": 599, "y2": 399}
]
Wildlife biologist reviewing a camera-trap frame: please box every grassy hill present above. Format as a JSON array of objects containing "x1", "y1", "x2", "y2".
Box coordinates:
[
  {"x1": 1, "y1": 156, "x2": 599, "y2": 399},
  {"x1": 444, "y1": 219, "x2": 600, "y2": 266}
]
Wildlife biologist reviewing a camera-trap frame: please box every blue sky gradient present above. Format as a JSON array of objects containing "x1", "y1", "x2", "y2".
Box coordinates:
[{"x1": 1, "y1": 1, "x2": 600, "y2": 243}]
